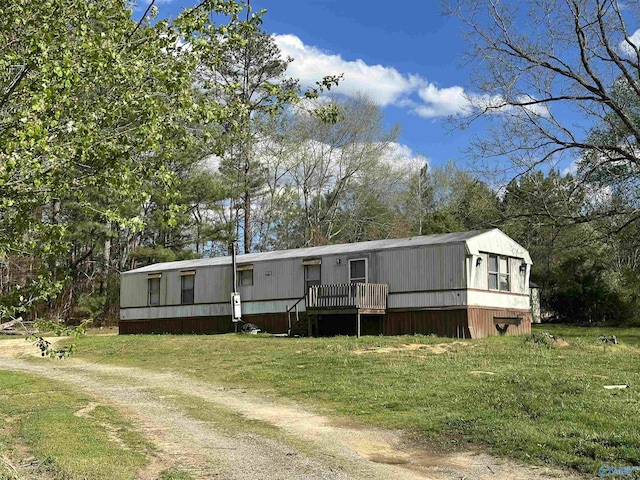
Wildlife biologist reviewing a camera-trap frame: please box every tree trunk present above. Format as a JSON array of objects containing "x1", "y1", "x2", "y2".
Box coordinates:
[
  {"x1": 101, "y1": 221, "x2": 111, "y2": 295},
  {"x1": 244, "y1": 189, "x2": 251, "y2": 254}
]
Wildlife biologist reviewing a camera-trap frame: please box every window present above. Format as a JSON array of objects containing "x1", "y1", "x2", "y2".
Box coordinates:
[
  {"x1": 148, "y1": 276, "x2": 160, "y2": 306},
  {"x1": 237, "y1": 264, "x2": 253, "y2": 287},
  {"x1": 349, "y1": 258, "x2": 367, "y2": 284},
  {"x1": 181, "y1": 271, "x2": 195, "y2": 304},
  {"x1": 488, "y1": 254, "x2": 510, "y2": 292},
  {"x1": 305, "y1": 264, "x2": 321, "y2": 291}
]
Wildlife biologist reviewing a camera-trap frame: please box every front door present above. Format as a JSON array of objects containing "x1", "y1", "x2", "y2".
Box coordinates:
[
  {"x1": 349, "y1": 258, "x2": 367, "y2": 303},
  {"x1": 305, "y1": 264, "x2": 321, "y2": 293}
]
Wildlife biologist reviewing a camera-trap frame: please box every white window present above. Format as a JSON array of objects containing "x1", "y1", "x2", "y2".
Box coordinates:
[
  {"x1": 148, "y1": 276, "x2": 160, "y2": 306},
  {"x1": 488, "y1": 254, "x2": 510, "y2": 292},
  {"x1": 349, "y1": 258, "x2": 367, "y2": 284}
]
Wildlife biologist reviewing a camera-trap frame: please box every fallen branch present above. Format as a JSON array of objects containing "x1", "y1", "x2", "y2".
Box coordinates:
[{"x1": 0, "y1": 317, "x2": 22, "y2": 331}]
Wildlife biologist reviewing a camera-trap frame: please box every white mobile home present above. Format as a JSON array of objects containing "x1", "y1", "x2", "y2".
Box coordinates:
[{"x1": 119, "y1": 229, "x2": 532, "y2": 338}]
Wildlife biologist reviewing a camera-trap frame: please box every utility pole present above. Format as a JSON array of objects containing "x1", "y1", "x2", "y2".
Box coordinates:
[
  {"x1": 418, "y1": 163, "x2": 428, "y2": 236},
  {"x1": 231, "y1": 240, "x2": 241, "y2": 332}
]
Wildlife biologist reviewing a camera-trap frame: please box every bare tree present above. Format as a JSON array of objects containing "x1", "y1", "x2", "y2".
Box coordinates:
[
  {"x1": 445, "y1": 0, "x2": 640, "y2": 231},
  {"x1": 255, "y1": 95, "x2": 401, "y2": 248}
]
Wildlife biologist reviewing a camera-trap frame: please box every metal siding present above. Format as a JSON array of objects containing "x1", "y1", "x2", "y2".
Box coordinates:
[
  {"x1": 319, "y1": 255, "x2": 350, "y2": 285},
  {"x1": 188, "y1": 259, "x2": 306, "y2": 303},
  {"x1": 160, "y1": 272, "x2": 168, "y2": 305},
  {"x1": 120, "y1": 274, "x2": 147, "y2": 308},
  {"x1": 120, "y1": 297, "x2": 305, "y2": 321},
  {"x1": 384, "y1": 310, "x2": 470, "y2": 338},
  {"x1": 242, "y1": 299, "x2": 305, "y2": 315},
  {"x1": 510, "y1": 257, "x2": 528, "y2": 294},
  {"x1": 467, "y1": 307, "x2": 531, "y2": 338},
  {"x1": 465, "y1": 230, "x2": 532, "y2": 263},
  {"x1": 470, "y1": 254, "x2": 488, "y2": 290},
  {"x1": 248, "y1": 258, "x2": 304, "y2": 300},
  {"x1": 166, "y1": 271, "x2": 181, "y2": 305},
  {"x1": 467, "y1": 290, "x2": 530, "y2": 310},
  {"x1": 118, "y1": 313, "x2": 289, "y2": 335},
  {"x1": 193, "y1": 265, "x2": 232, "y2": 303},
  {"x1": 376, "y1": 244, "x2": 466, "y2": 294},
  {"x1": 120, "y1": 303, "x2": 230, "y2": 320},
  {"x1": 388, "y1": 290, "x2": 467, "y2": 309},
  {"x1": 119, "y1": 316, "x2": 234, "y2": 334}
]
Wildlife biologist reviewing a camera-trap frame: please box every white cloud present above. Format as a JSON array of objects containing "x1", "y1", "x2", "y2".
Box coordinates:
[
  {"x1": 384, "y1": 143, "x2": 430, "y2": 170},
  {"x1": 275, "y1": 34, "x2": 420, "y2": 106},
  {"x1": 472, "y1": 93, "x2": 550, "y2": 117},
  {"x1": 620, "y1": 29, "x2": 640, "y2": 56},
  {"x1": 415, "y1": 84, "x2": 472, "y2": 118},
  {"x1": 562, "y1": 159, "x2": 579, "y2": 176},
  {"x1": 274, "y1": 34, "x2": 470, "y2": 119},
  {"x1": 275, "y1": 34, "x2": 549, "y2": 121}
]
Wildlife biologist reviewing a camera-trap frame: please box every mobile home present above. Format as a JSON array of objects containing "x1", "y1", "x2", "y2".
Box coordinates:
[{"x1": 119, "y1": 229, "x2": 532, "y2": 338}]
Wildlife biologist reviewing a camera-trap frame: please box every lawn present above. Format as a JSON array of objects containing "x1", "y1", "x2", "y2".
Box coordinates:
[
  {"x1": 0, "y1": 369, "x2": 151, "y2": 480},
  {"x1": 62, "y1": 325, "x2": 640, "y2": 476}
]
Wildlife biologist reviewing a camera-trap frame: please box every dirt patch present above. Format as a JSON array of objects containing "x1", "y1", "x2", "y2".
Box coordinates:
[
  {"x1": 0, "y1": 341, "x2": 583, "y2": 480},
  {"x1": 0, "y1": 336, "x2": 66, "y2": 360},
  {"x1": 353, "y1": 342, "x2": 472, "y2": 356},
  {"x1": 469, "y1": 371, "x2": 496, "y2": 375}
]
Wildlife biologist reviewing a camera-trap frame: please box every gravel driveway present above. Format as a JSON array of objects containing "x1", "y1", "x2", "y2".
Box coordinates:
[{"x1": 0, "y1": 339, "x2": 580, "y2": 479}]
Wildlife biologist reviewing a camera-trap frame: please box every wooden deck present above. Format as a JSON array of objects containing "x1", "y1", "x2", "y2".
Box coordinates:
[{"x1": 306, "y1": 283, "x2": 388, "y2": 313}]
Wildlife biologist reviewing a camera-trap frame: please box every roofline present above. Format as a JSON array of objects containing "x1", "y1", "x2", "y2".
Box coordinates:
[
  {"x1": 122, "y1": 230, "x2": 492, "y2": 276},
  {"x1": 122, "y1": 240, "x2": 477, "y2": 276}
]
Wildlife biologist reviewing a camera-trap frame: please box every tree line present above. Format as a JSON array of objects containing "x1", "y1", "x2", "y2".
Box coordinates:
[{"x1": 2, "y1": 0, "x2": 639, "y2": 328}]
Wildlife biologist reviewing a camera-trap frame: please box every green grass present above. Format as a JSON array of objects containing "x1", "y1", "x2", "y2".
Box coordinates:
[
  {"x1": 159, "y1": 468, "x2": 195, "y2": 480},
  {"x1": 65, "y1": 327, "x2": 640, "y2": 476},
  {"x1": 538, "y1": 324, "x2": 640, "y2": 346},
  {"x1": 0, "y1": 370, "x2": 151, "y2": 479}
]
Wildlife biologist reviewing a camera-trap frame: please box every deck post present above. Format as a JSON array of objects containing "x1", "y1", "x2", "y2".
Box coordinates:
[
  {"x1": 357, "y1": 310, "x2": 361, "y2": 338},
  {"x1": 314, "y1": 314, "x2": 319, "y2": 337},
  {"x1": 308, "y1": 310, "x2": 312, "y2": 337}
]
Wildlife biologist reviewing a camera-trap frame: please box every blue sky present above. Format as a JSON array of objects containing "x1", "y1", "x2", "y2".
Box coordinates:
[{"x1": 145, "y1": 1, "x2": 493, "y2": 170}]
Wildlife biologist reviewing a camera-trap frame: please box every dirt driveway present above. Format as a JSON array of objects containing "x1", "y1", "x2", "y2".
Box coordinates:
[{"x1": 0, "y1": 339, "x2": 579, "y2": 480}]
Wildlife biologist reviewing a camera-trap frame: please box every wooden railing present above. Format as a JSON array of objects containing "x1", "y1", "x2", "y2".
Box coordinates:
[
  {"x1": 286, "y1": 295, "x2": 308, "y2": 337},
  {"x1": 307, "y1": 283, "x2": 388, "y2": 310}
]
